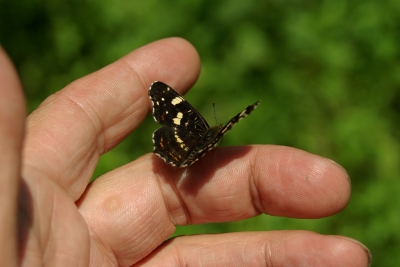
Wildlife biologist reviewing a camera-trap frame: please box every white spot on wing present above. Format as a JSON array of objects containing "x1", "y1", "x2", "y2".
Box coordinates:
[
  {"x1": 175, "y1": 134, "x2": 183, "y2": 143},
  {"x1": 173, "y1": 112, "x2": 183, "y2": 125},
  {"x1": 171, "y1": 97, "x2": 184, "y2": 105}
]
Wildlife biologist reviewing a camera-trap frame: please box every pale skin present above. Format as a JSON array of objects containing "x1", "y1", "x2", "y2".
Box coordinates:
[{"x1": 0, "y1": 38, "x2": 371, "y2": 266}]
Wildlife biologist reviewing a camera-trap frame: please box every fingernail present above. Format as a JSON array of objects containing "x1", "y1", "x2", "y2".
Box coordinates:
[
  {"x1": 329, "y1": 159, "x2": 351, "y2": 185},
  {"x1": 338, "y1": 236, "x2": 372, "y2": 267}
]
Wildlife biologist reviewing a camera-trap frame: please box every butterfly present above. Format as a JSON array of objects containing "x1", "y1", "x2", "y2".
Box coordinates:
[{"x1": 148, "y1": 81, "x2": 260, "y2": 167}]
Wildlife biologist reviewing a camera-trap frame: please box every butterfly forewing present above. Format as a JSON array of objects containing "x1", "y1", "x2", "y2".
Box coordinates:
[
  {"x1": 219, "y1": 100, "x2": 261, "y2": 135},
  {"x1": 149, "y1": 82, "x2": 209, "y2": 130},
  {"x1": 149, "y1": 81, "x2": 260, "y2": 168}
]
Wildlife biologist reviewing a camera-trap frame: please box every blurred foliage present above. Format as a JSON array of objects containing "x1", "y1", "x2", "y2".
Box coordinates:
[{"x1": 1, "y1": 0, "x2": 400, "y2": 265}]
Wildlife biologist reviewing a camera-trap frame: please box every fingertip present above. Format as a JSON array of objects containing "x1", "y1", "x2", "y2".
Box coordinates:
[
  {"x1": 124, "y1": 37, "x2": 201, "y2": 94},
  {"x1": 331, "y1": 236, "x2": 372, "y2": 267},
  {"x1": 278, "y1": 232, "x2": 371, "y2": 267},
  {"x1": 324, "y1": 158, "x2": 352, "y2": 209},
  {"x1": 256, "y1": 146, "x2": 352, "y2": 218}
]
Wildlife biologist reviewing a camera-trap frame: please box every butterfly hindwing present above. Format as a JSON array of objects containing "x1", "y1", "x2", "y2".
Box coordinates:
[
  {"x1": 152, "y1": 125, "x2": 210, "y2": 167},
  {"x1": 148, "y1": 81, "x2": 260, "y2": 168}
]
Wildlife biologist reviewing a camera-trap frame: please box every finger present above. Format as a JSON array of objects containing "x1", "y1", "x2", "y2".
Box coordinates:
[
  {"x1": 155, "y1": 145, "x2": 351, "y2": 221},
  {"x1": 139, "y1": 231, "x2": 371, "y2": 267},
  {"x1": 0, "y1": 47, "x2": 26, "y2": 265},
  {"x1": 78, "y1": 145, "x2": 350, "y2": 264},
  {"x1": 23, "y1": 37, "x2": 200, "y2": 198}
]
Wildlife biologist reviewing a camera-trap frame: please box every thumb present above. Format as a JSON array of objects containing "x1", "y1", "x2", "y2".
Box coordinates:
[{"x1": 0, "y1": 46, "x2": 26, "y2": 265}]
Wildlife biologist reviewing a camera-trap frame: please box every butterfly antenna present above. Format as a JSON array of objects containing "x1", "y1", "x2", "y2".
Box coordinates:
[{"x1": 213, "y1": 102, "x2": 218, "y2": 124}]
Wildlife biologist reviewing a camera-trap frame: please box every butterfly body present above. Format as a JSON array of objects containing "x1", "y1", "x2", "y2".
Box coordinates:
[{"x1": 149, "y1": 81, "x2": 260, "y2": 167}]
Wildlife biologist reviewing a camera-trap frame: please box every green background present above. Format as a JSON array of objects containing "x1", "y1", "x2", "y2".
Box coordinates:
[{"x1": 1, "y1": 0, "x2": 399, "y2": 265}]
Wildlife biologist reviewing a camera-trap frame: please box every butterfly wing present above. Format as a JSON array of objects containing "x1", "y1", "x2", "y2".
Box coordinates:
[
  {"x1": 149, "y1": 81, "x2": 211, "y2": 167},
  {"x1": 181, "y1": 100, "x2": 262, "y2": 165},
  {"x1": 153, "y1": 126, "x2": 202, "y2": 168},
  {"x1": 218, "y1": 100, "x2": 261, "y2": 136},
  {"x1": 149, "y1": 81, "x2": 209, "y2": 130}
]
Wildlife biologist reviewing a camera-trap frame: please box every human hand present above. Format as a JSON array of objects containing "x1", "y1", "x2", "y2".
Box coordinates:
[{"x1": 0, "y1": 38, "x2": 371, "y2": 266}]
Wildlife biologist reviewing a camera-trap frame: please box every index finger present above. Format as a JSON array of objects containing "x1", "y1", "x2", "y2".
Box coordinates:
[{"x1": 23, "y1": 37, "x2": 201, "y2": 199}]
